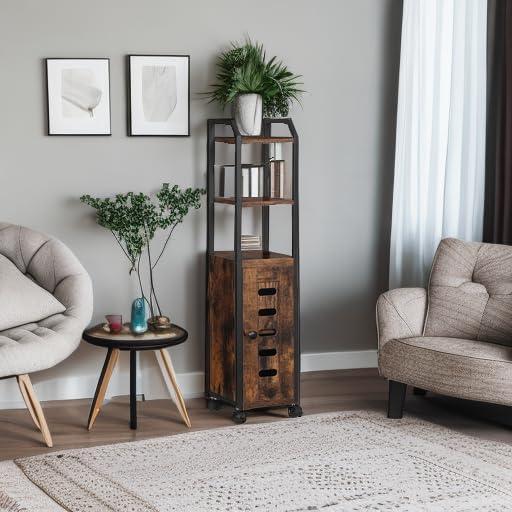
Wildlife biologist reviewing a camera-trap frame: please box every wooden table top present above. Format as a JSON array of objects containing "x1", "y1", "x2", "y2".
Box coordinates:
[{"x1": 82, "y1": 323, "x2": 188, "y2": 350}]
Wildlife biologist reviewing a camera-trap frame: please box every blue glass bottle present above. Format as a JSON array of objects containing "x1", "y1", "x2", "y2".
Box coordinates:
[{"x1": 130, "y1": 297, "x2": 148, "y2": 334}]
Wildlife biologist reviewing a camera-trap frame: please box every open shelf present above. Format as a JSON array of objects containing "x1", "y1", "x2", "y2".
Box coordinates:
[
  {"x1": 215, "y1": 136, "x2": 294, "y2": 145},
  {"x1": 215, "y1": 197, "x2": 294, "y2": 207}
]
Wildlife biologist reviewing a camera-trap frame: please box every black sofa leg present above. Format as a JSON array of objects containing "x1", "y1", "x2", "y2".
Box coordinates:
[
  {"x1": 388, "y1": 380, "x2": 407, "y2": 419},
  {"x1": 413, "y1": 387, "x2": 427, "y2": 396}
]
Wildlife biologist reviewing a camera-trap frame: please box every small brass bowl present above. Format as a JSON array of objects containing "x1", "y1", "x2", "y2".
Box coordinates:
[{"x1": 147, "y1": 316, "x2": 172, "y2": 332}]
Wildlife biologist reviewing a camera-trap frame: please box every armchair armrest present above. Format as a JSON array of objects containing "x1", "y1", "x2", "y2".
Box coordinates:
[{"x1": 376, "y1": 288, "x2": 427, "y2": 349}]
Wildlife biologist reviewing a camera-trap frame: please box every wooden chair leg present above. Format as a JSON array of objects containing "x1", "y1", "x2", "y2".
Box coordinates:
[
  {"x1": 17, "y1": 375, "x2": 41, "y2": 430},
  {"x1": 87, "y1": 348, "x2": 119, "y2": 430},
  {"x1": 16, "y1": 374, "x2": 53, "y2": 448},
  {"x1": 387, "y1": 380, "x2": 407, "y2": 419},
  {"x1": 156, "y1": 349, "x2": 191, "y2": 428}
]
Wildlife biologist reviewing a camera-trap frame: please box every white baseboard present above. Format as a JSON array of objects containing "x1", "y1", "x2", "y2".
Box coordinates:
[
  {"x1": 301, "y1": 349, "x2": 378, "y2": 372},
  {"x1": 0, "y1": 349, "x2": 378, "y2": 409}
]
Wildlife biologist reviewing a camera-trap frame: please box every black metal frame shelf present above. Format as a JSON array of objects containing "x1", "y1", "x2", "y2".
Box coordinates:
[{"x1": 205, "y1": 118, "x2": 301, "y2": 423}]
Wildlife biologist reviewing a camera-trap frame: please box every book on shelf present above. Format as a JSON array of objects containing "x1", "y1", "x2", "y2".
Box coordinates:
[
  {"x1": 219, "y1": 165, "x2": 263, "y2": 198},
  {"x1": 241, "y1": 234, "x2": 262, "y2": 251}
]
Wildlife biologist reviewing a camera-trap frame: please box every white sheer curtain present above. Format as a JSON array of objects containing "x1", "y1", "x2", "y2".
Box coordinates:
[{"x1": 389, "y1": 0, "x2": 487, "y2": 289}]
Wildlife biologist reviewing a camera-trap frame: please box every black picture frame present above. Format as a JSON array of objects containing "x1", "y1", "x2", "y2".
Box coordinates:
[
  {"x1": 45, "y1": 58, "x2": 112, "y2": 136},
  {"x1": 127, "y1": 54, "x2": 190, "y2": 137}
]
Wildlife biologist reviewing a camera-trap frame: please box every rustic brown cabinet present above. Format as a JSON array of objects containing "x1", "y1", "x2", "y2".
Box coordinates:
[{"x1": 205, "y1": 119, "x2": 302, "y2": 424}]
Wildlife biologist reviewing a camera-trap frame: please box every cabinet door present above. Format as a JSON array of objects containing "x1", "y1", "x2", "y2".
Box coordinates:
[{"x1": 243, "y1": 262, "x2": 295, "y2": 409}]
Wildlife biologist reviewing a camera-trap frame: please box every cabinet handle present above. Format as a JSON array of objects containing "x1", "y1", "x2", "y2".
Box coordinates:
[{"x1": 246, "y1": 330, "x2": 258, "y2": 340}]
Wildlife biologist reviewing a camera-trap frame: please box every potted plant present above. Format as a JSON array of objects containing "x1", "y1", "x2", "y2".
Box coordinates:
[
  {"x1": 80, "y1": 183, "x2": 205, "y2": 331},
  {"x1": 205, "y1": 39, "x2": 303, "y2": 135}
]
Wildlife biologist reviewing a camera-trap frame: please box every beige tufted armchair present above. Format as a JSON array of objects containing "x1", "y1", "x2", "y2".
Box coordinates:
[
  {"x1": 377, "y1": 238, "x2": 512, "y2": 418},
  {"x1": 0, "y1": 223, "x2": 92, "y2": 446}
]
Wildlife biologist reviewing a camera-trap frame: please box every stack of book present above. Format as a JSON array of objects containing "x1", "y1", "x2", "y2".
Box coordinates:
[{"x1": 241, "y1": 234, "x2": 262, "y2": 251}]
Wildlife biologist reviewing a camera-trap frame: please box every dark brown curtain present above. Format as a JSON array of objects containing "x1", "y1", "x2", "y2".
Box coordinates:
[{"x1": 483, "y1": 0, "x2": 512, "y2": 243}]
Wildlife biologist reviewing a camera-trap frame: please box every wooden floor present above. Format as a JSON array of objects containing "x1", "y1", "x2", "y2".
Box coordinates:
[{"x1": 1, "y1": 368, "x2": 512, "y2": 460}]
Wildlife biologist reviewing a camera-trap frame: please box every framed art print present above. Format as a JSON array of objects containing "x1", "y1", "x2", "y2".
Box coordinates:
[
  {"x1": 46, "y1": 58, "x2": 111, "y2": 135},
  {"x1": 128, "y1": 55, "x2": 190, "y2": 136}
]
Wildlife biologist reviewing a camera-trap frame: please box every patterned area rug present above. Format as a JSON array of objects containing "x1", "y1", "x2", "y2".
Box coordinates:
[
  {"x1": 0, "y1": 490, "x2": 26, "y2": 512},
  {"x1": 7, "y1": 411, "x2": 512, "y2": 511}
]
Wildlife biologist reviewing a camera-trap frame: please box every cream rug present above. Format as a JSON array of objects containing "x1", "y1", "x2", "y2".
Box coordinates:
[{"x1": 2, "y1": 411, "x2": 512, "y2": 511}]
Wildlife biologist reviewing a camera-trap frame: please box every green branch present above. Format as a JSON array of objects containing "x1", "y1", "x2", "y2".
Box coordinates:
[{"x1": 80, "y1": 184, "x2": 205, "y2": 319}]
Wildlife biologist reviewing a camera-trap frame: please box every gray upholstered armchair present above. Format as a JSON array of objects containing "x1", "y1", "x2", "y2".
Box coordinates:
[
  {"x1": 377, "y1": 238, "x2": 512, "y2": 418},
  {"x1": 0, "y1": 223, "x2": 92, "y2": 446}
]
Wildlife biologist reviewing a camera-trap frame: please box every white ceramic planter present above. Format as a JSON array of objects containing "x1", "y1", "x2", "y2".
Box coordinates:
[{"x1": 233, "y1": 93, "x2": 262, "y2": 136}]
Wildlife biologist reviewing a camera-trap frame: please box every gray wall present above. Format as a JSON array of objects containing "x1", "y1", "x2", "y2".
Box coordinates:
[{"x1": 0, "y1": 0, "x2": 402, "y2": 402}]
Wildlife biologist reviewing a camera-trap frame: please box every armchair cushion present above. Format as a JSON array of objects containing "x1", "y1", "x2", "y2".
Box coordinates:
[
  {"x1": 379, "y1": 336, "x2": 512, "y2": 405},
  {"x1": 0, "y1": 254, "x2": 65, "y2": 331},
  {"x1": 0, "y1": 313, "x2": 82, "y2": 377},
  {"x1": 424, "y1": 238, "x2": 512, "y2": 346}
]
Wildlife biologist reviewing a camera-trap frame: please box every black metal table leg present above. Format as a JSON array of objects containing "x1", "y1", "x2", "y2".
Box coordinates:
[{"x1": 130, "y1": 350, "x2": 137, "y2": 429}]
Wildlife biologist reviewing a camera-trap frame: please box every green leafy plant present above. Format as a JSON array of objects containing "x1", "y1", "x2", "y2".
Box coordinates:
[
  {"x1": 205, "y1": 39, "x2": 303, "y2": 117},
  {"x1": 80, "y1": 184, "x2": 205, "y2": 319}
]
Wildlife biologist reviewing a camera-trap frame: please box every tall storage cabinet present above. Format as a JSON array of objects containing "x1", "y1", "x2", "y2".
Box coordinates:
[{"x1": 205, "y1": 118, "x2": 302, "y2": 424}]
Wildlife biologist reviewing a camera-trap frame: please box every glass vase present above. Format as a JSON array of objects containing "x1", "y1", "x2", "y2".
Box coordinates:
[{"x1": 130, "y1": 298, "x2": 148, "y2": 334}]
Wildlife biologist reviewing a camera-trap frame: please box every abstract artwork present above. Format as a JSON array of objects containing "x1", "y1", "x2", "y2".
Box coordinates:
[
  {"x1": 128, "y1": 55, "x2": 189, "y2": 136},
  {"x1": 46, "y1": 58, "x2": 111, "y2": 135}
]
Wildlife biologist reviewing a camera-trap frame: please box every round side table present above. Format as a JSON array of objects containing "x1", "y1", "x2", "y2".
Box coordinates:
[{"x1": 83, "y1": 323, "x2": 189, "y2": 430}]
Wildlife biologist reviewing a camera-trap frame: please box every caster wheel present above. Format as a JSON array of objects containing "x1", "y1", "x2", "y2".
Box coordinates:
[
  {"x1": 232, "y1": 410, "x2": 247, "y2": 424},
  {"x1": 206, "y1": 398, "x2": 222, "y2": 411},
  {"x1": 288, "y1": 404, "x2": 303, "y2": 418}
]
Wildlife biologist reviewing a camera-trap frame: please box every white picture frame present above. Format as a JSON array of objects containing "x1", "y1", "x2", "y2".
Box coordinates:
[
  {"x1": 128, "y1": 55, "x2": 190, "y2": 137},
  {"x1": 46, "y1": 58, "x2": 111, "y2": 136}
]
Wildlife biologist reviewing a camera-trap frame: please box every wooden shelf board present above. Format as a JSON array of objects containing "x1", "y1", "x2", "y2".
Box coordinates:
[
  {"x1": 215, "y1": 136, "x2": 294, "y2": 144},
  {"x1": 215, "y1": 197, "x2": 294, "y2": 207},
  {"x1": 211, "y1": 251, "x2": 293, "y2": 265}
]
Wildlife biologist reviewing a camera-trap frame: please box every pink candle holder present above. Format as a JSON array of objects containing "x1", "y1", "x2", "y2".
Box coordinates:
[{"x1": 106, "y1": 315, "x2": 123, "y2": 334}]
